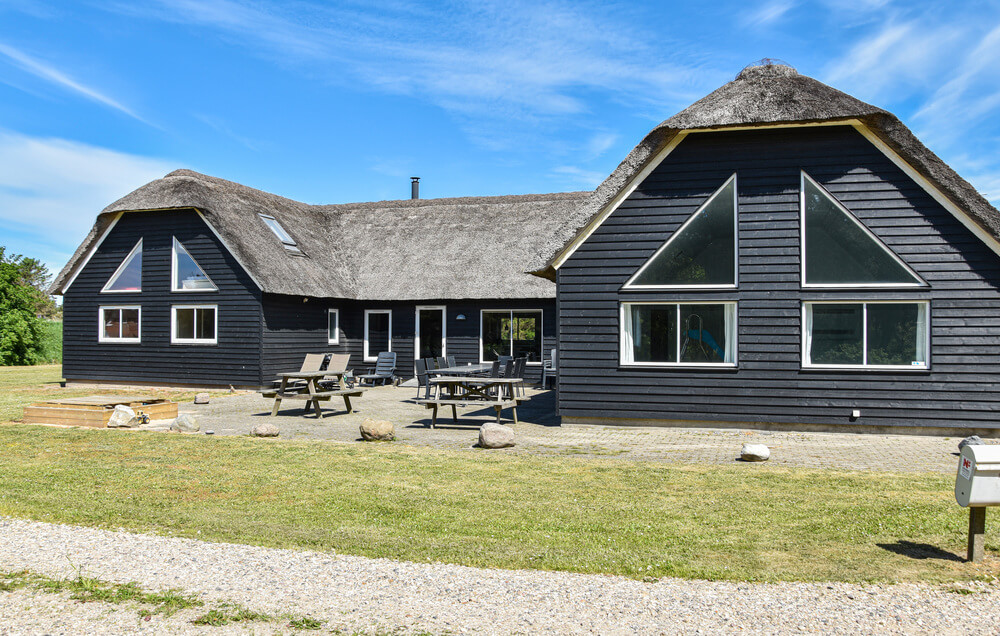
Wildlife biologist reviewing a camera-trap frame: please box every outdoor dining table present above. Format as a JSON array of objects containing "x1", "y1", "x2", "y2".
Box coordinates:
[
  {"x1": 268, "y1": 370, "x2": 357, "y2": 417},
  {"x1": 420, "y1": 375, "x2": 524, "y2": 428},
  {"x1": 428, "y1": 363, "x2": 494, "y2": 377}
]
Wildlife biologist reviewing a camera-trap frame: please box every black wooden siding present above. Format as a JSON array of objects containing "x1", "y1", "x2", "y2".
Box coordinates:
[
  {"x1": 558, "y1": 126, "x2": 1000, "y2": 431},
  {"x1": 62, "y1": 209, "x2": 263, "y2": 386},
  {"x1": 261, "y1": 297, "x2": 556, "y2": 385}
]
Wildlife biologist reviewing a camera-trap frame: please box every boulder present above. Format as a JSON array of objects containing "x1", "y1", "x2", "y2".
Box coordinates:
[
  {"x1": 959, "y1": 435, "x2": 985, "y2": 450},
  {"x1": 251, "y1": 423, "x2": 279, "y2": 437},
  {"x1": 106, "y1": 405, "x2": 138, "y2": 428},
  {"x1": 478, "y1": 423, "x2": 515, "y2": 449},
  {"x1": 170, "y1": 414, "x2": 200, "y2": 433},
  {"x1": 740, "y1": 443, "x2": 770, "y2": 462},
  {"x1": 360, "y1": 418, "x2": 394, "y2": 441},
  {"x1": 194, "y1": 392, "x2": 210, "y2": 405}
]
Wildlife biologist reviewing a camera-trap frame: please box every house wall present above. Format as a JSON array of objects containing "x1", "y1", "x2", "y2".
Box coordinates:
[
  {"x1": 261, "y1": 296, "x2": 556, "y2": 384},
  {"x1": 62, "y1": 209, "x2": 263, "y2": 387},
  {"x1": 557, "y1": 126, "x2": 1000, "y2": 433}
]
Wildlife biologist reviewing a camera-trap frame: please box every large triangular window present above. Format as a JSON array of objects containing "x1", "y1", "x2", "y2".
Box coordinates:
[
  {"x1": 624, "y1": 174, "x2": 737, "y2": 288},
  {"x1": 801, "y1": 172, "x2": 924, "y2": 287},
  {"x1": 102, "y1": 239, "x2": 142, "y2": 292},
  {"x1": 172, "y1": 237, "x2": 218, "y2": 291}
]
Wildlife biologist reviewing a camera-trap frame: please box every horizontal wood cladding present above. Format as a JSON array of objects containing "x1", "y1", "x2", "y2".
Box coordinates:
[
  {"x1": 261, "y1": 298, "x2": 556, "y2": 384},
  {"x1": 62, "y1": 209, "x2": 263, "y2": 386},
  {"x1": 558, "y1": 126, "x2": 1000, "y2": 431}
]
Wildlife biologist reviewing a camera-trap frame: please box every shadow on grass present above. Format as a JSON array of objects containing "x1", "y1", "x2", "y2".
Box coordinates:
[{"x1": 877, "y1": 540, "x2": 964, "y2": 562}]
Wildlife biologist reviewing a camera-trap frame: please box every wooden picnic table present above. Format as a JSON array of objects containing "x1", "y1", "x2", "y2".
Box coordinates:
[
  {"x1": 416, "y1": 376, "x2": 525, "y2": 428},
  {"x1": 264, "y1": 370, "x2": 362, "y2": 418}
]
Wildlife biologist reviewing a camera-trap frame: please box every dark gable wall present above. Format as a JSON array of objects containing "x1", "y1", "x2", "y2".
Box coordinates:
[
  {"x1": 261, "y1": 296, "x2": 556, "y2": 383},
  {"x1": 62, "y1": 209, "x2": 263, "y2": 386},
  {"x1": 558, "y1": 126, "x2": 1000, "y2": 431}
]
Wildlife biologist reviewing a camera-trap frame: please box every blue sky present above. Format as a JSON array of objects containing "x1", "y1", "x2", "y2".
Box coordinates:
[{"x1": 2, "y1": 0, "x2": 1000, "y2": 275}]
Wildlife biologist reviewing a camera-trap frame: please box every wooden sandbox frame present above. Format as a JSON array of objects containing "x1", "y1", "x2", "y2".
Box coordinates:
[{"x1": 23, "y1": 395, "x2": 178, "y2": 428}]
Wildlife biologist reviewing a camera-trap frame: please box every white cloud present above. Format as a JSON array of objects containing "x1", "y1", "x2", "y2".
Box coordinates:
[
  {"x1": 551, "y1": 165, "x2": 606, "y2": 189},
  {"x1": 0, "y1": 42, "x2": 151, "y2": 125},
  {"x1": 742, "y1": 1, "x2": 796, "y2": 27},
  {"x1": 0, "y1": 130, "x2": 175, "y2": 271}
]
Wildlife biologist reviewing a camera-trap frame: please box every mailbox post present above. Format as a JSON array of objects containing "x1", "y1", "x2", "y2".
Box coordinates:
[{"x1": 954, "y1": 445, "x2": 1000, "y2": 562}]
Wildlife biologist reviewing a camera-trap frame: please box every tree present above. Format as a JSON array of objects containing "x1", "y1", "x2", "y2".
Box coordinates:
[
  {"x1": 0, "y1": 247, "x2": 59, "y2": 319},
  {"x1": 0, "y1": 259, "x2": 43, "y2": 364}
]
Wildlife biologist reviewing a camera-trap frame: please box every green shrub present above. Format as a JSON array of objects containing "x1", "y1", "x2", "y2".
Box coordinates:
[{"x1": 37, "y1": 321, "x2": 62, "y2": 364}]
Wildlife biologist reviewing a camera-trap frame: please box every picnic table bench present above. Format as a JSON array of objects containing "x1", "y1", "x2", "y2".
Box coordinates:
[
  {"x1": 415, "y1": 376, "x2": 525, "y2": 428},
  {"x1": 262, "y1": 370, "x2": 363, "y2": 418}
]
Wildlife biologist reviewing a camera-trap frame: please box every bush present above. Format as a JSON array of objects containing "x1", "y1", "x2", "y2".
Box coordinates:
[{"x1": 37, "y1": 320, "x2": 62, "y2": 364}]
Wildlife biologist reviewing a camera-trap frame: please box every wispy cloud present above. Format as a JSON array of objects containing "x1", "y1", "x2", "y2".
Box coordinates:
[
  {"x1": 551, "y1": 165, "x2": 606, "y2": 189},
  {"x1": 0, "y1": 130, "x2": 175, "y2": 271},
  {"x1": 107, "y1": 1, "x2": 709, "y2": 132},
  {"x1": 741, "y1": 1, "x2": 796, "y2": 27},
  {"x1": 193, "y1": 113, "x2": 260, "y2": 151},
  {"x1": 0, "y1": 42, "x2": 150, "y2": 124}
]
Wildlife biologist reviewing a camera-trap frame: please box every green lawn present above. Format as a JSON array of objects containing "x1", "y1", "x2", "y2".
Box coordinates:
[{"x1": 0, "y1": 365, "x2": 993, "y2": 584}]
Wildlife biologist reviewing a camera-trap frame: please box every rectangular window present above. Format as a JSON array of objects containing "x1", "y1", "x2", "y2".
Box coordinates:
[
  {"x1": 621, "y1": 302, "x2": 736, "y2": 366},
  {"x1": 480, "y1": 310, "x2": 543, "y2": 363},
  {"x1": 803, "y1": 302, "x2": 928, "y2": 369},
  {"x1": 172, "y1": 305, "x2": 217, "y2": 344},
  {"x1": 364, "y1": 310, "x2": 391, "y2": 361},
  {"x1": 98, "y1": 306, "x2": 140, "y2": 343},
  {"x1": 327, "y1": 309, "x2": 340, "y2": 345}
]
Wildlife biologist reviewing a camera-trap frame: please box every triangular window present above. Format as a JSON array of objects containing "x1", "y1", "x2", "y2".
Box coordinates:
[
  {"x1": 172, "y1": 237, "x2": 218, "y2": 291},
  {"x1": 102, "y1": 240, "x2": 142, "y2": 292},
  {"x1": 624, "y1": 174, "x2": 737, "y2": 288},
  {"x1": 802, "y1": 172, "x2": 924, "y2": 286}
]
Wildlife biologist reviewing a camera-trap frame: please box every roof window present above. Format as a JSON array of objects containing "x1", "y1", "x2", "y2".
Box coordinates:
[{"x1": 259, "y1": 214, "x2": 302, "y2": 254}]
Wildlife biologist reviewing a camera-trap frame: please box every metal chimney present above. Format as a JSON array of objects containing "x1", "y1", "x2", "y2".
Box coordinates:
[{"x1": 410, "y1": 177, "x2": 420, "y2": 199}]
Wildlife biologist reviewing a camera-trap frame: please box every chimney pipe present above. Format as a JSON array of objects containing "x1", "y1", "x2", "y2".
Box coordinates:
[{"x1": 410, "y1": 177, "x2": 420, "y2": 200}]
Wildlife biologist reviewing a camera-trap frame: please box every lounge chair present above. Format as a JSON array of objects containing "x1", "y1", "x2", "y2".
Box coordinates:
[{"x1": 357, "y1": 351, "x2": 397, "y2": 386}]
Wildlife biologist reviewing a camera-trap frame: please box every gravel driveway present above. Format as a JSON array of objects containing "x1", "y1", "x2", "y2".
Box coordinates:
[{"x1": 1, "y1": 517, "x2": 998, "y2": 635}]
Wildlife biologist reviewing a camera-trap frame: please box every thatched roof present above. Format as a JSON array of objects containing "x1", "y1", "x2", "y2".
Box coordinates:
[
  {"x1": 51, "y1": 169, "x2": 588, "y2": 300},
  {"x1": 536, "y1": 63, "x2": 1000, "y2": 278}
]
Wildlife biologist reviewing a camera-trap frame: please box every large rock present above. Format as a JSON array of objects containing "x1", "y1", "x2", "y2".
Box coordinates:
[
  {"x1": 740, "y1": 443, "x2": 770, "y2": 462},
  {"x1": 106, "y1": 405, "x2": 138, "y2": 428},
  {"x1": 959, "y1": 435, "x2": 985, "y2": 450},
  {"x1": 170, "y1": 414, "x2": 200, "y2": 433},
  {"x1": 194, "y1": 392, "x2": 210, "y2": 405},
  {"x1": 360, "y1": 418, "x2": 394, "y2": 441},
  {"x1": 478, "y1": 423, "x2": 515, "y2": 449},
  {"x1": 251, "y1": 423, "x2": 279, "y2": 437}
]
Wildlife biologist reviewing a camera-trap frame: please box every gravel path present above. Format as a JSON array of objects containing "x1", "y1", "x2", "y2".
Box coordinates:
[{"x1": 1, "y1": 517, "x2": 998, "y2": 635}]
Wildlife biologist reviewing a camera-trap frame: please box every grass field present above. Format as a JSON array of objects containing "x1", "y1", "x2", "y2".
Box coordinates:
[{"x1": 0, "y1": 366, "x2": 994, "y2": 584}]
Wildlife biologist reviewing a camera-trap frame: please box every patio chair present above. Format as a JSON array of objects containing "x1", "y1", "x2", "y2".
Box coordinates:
[
  {"x1": 436, "y1": 356, "x2": 448, "y2": 370},
  {"x1": 318, "y1": 354, "x2": 351, "y2": 390},
  {"x1": 271, "y1": 352, "x2": 327, "y2": 389},
  {"x1": 446, "y1": 355, "x2": 456, "y2": 367},
  {"x1": 542, "y1": 348, "x2": 558, "y2": 388},
  {"x1": 510, "y1": 357, "x2": 527, "y2": 398},
  {"x1": 357, "y1": 351, "x2": 397, "y2": 386},
  {"x1": 414, "y1": 358, "x2": 432, "y2": 399}
]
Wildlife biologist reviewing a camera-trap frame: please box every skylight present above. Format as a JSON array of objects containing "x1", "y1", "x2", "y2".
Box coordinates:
[{"x1": 259, "y1": 214, "x2": 301, "y2": 253}]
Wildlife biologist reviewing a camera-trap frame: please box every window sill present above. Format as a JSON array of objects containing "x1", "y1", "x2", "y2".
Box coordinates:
[
  {"x1": 619, "y1": 363, "x2": 738, "y2": 371},
  {"x1": 800, "y1": 365, "x2": 929, "y2": 372},
  {"x1": 98, "y1": 339, "x2": 141, "y2": 344},
  {"x1": 171, "y1": 340, "x2": 218, "y2": 346}
]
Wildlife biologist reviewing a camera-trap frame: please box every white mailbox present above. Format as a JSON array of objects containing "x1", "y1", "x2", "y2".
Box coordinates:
[{"x1": 955, "y1": 445, "x2": 1000, "y2": 507}]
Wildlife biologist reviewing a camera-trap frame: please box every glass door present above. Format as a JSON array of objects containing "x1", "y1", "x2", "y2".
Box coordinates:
[{"x1": 416, "y1": 306, "x2": 446, "y2": 361}]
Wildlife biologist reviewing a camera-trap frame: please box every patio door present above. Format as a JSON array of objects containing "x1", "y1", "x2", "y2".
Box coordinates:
[{"x1": 416, "y1": 306, "x2": 446, "y2": 361}]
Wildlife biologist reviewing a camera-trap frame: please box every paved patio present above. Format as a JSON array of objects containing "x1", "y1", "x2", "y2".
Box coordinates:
[{"x1": 151, "y1": 385, "x2": 967, "y2": 474}]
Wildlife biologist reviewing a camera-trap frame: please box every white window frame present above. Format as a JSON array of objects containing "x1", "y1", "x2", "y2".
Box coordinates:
[
  {"x1": 101, "y1": 239, "x2": 142, "y2": 293},
  {"x1": 171, "y1": 237, "x2": 218, "y2": 293},
  {"x1": 801, "y1": 300, "x2": 930, "y2": 371},
  {"x1": 415, "y1": 305, "x2": 447, "y2": 360},
  {"x1": 800, "y1": 172, "x2": 926, "y2": 289},
  {"x1": 479, "y1": 309, "x2": 544, "y2": 365},
  {"x1": 327, "y1": 309, "x2": 340, "y2": 345},
  {"x1": 98, "y1": 305, "x2": 141, "y2": 343},
  {"x1": 171, "y1": 304, "x2": 218, "y2": 345},
  {"x1": 622, "y1": 173, "x2": 738, "y2": 290},
  {"x1": 620, "y1": 301, "x2": 738, "y2": 368},
  {"x1": 363, "y1": 309, "x2": 392, "y2": 362}
]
